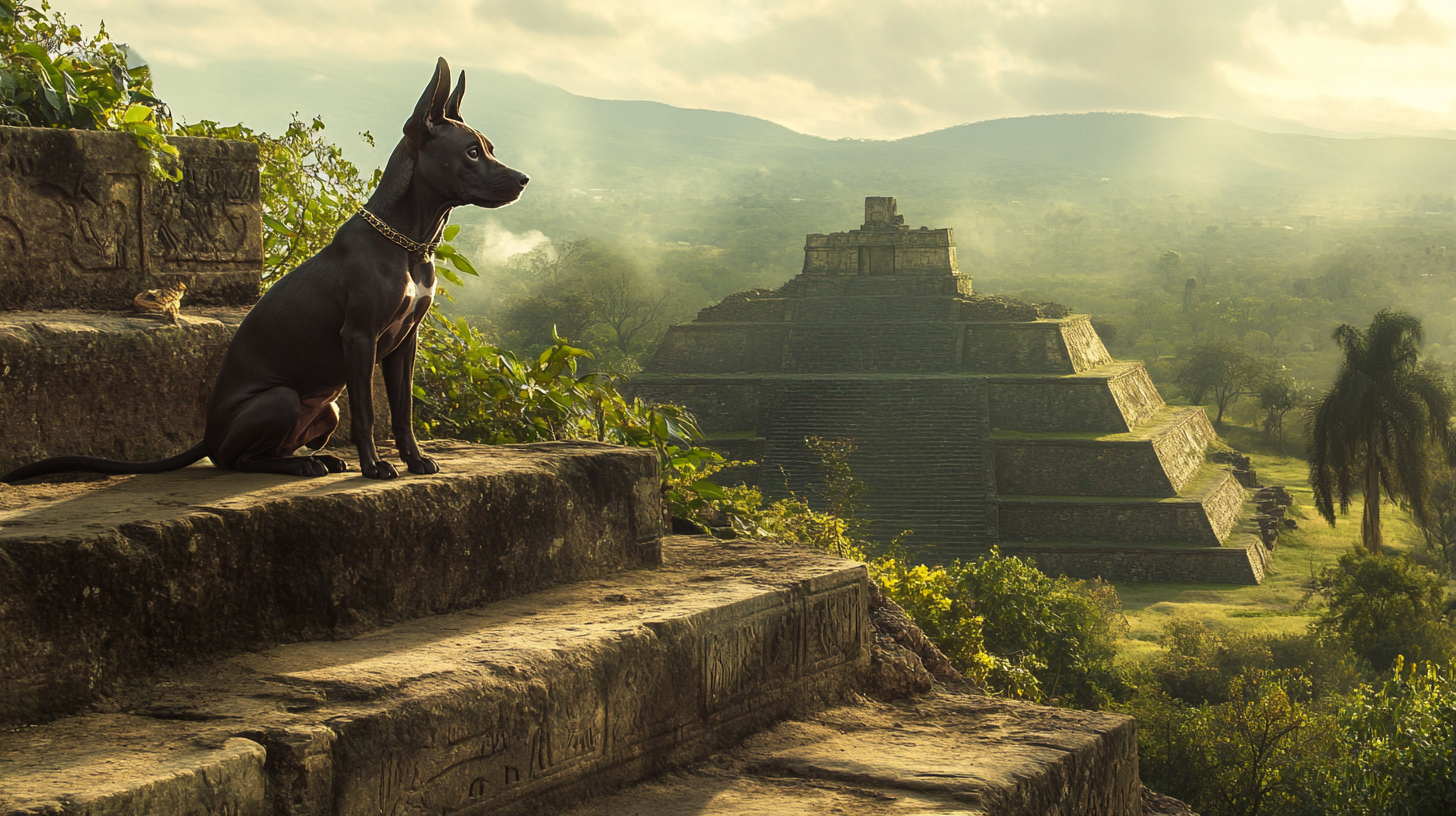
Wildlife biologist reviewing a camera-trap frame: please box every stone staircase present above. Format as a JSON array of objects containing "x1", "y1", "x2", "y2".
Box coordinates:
[{"x1": 0, "y1": 450, "x2": 1142, "y2": 815}]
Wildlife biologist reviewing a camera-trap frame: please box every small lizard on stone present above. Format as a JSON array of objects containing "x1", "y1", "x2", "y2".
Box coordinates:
[{"x1": 132, "y1": 281, "x2": 188, "y2": 323}]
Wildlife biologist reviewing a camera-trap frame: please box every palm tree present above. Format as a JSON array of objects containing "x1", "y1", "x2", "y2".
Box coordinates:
[{"x1": 1307, "y1": 310, "x2": 1455, "y2": 554}]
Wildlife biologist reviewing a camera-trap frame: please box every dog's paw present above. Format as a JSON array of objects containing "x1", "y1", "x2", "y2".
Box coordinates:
[
  {"x1": 312, "y1": 454, "x2": 350, "y2": 473},
  {"x1": 296, "y1": 458, "x2": 330, "y2": 478},
  {"x1": 361, "y1": 459, "x2": 399, "y2": 480},
  {"x1": 406, "y1": 456, "x2": 440, "y2": 475}
]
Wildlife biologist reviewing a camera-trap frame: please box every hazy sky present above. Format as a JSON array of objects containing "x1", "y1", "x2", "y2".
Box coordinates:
[{"x1": 62, "y1": 0, "x2": 1456, "y2": 139}]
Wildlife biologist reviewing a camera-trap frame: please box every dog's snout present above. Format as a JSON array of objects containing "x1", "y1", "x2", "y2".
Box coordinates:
[{"x1": 517, "y1": 173, "x2": 530, "y2": 188}]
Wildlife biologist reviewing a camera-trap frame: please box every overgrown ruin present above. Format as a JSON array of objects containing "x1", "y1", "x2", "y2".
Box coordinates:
[{"x1": 636, "y1": 197, "x2": 1269, "y2": 583}]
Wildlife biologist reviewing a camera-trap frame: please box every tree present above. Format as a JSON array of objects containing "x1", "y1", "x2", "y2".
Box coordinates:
[
  {"x1": 1257, "y1": 373, "x2": 1304, "y2": 452},
  {"x1": 500, "y1": 292, "x2": 601, "y2": 347},
  {"x1": 589, "y1": 267, "x2": 669, "y2": 356},
  {"x1": 1307, "y1": 310, "x2": 1456, "y2": 554},
  {"x1": 510, "y1": 236, "x2": 589, "y2": 285},
  {"x1": 1176, "y1": 338, "x2": 1260, "y2": 425},
  {"x1": 1157, "y1": 250, "x2": 1183, "y2": 284},
  {"x1": 1310, "y1": 547, "x2": 1454, "y2": 670},
  {"x1": 1420, "y1": 456, "x2": 1456, "y2": 574}
]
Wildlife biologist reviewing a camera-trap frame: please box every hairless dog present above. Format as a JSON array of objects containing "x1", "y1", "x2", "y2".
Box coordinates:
[{"x1": 2, "y1": 58, "x2": 528, "y2": 483}]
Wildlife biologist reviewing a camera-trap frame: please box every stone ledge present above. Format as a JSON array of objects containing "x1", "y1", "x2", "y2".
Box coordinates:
[
  {"x1": 1001, "y1": 535, "x2": 1269, "y2": 584},
  {"x1": 0, "y1": 719, "x2": 269, "y2": 816},
  {"x1": 997, "y1": 466, "x2": 1244, "y2": 546},
  {"x1": 0, "y1": 309, "x2": 243, "y2": 474},
  {"x1": 558, "y1": 692, "x2": 1140, "y2": 816},
  {"x1": 0, "y1": 537, "x2": 869, "y2": 816},
  {"x1": 0, "y1": 439, "x2": 661, "y2": 726},
  {"x1": 0, "y1": 309, "x2": 399, "y2": 474}
]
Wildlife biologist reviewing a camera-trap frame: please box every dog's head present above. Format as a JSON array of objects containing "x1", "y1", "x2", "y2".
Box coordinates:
[{"x1": 404, "y1": 58, "x2": 529, "y2": 210}]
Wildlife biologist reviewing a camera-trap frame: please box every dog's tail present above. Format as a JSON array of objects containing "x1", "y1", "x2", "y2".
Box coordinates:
[{"x1": 1, "y1": 441, "x2": 209, "y2": 484}]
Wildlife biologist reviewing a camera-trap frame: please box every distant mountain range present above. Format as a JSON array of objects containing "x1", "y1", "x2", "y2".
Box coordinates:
[{"x1": 152, "y1": 58, "x2": 1456, "y2": 206}]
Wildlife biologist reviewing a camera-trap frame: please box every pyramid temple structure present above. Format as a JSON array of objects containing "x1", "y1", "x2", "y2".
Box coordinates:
[{"x1": 634, "y1": 197, "x2": 1269, "y2": 583}]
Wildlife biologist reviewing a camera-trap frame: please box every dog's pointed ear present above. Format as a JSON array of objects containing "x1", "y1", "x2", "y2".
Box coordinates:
[
  {"x1": 444, "y1": 71, "x2": 466, "y2": 121},
  {"x1": 404, "y1": 57, "x2": 451, "y2": 144}
]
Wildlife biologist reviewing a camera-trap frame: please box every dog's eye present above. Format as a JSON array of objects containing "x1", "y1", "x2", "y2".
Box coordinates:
[{"x1": 467, "y1": 145, "x2": 481, "y2": 160}]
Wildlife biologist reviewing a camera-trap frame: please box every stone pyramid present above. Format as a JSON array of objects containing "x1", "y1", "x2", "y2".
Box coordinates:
[{"x1": 635, "y1": 197, "x2": 1268, "y2": 583}]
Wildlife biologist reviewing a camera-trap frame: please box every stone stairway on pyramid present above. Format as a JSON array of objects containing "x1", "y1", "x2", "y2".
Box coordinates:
[
  {"x1": 0, "y1": 128, "x2": 1143, "y2": 815},
  {"x1": 633, "y1": 197, "x2": 1273, "y2": 584}
]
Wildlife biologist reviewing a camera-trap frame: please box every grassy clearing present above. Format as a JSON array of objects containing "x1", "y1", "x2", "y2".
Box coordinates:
[{"x1": 1112, "y1": 443, "x2": 1430, "y2": 663}]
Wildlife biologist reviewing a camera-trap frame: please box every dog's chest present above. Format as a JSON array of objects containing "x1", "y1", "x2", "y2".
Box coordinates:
[{"x1": 402, "y1": 275, "x2": 434, "y2": 309}]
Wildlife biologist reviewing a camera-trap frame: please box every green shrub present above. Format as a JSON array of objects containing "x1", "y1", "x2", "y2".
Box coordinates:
[
  {"x1": 1316, "y1": 658, "x2": 1456, "y2": 816},
  {"x1": 1129, "y1": 669, "x2": 1335, "y2": 816},
  {"x1": 872, "y1": 548, "x2": 1127, "y2": 707},
  {"x1": 1135, "y1": 618, "x2": 1359, "y2": 706},
  {"x1": 0, "y1": 0, "x2": 178, "y2": 177},
  {"x1": 411, "y1": 315, "x2": 726, "y2": 517},
  {"x1": 1310, "y1": 547, "x2": 1455, "y2": 671}
]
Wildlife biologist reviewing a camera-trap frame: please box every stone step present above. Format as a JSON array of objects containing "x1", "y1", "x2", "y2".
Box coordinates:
[
  {"x1": 988, "y1": 361, "x2": 1165, "y2": 435},
  {"x1": 1000, "y1": 534, "x2": 1271, "y2": 584},
  {"x1": 0, "y1": 309, "x2": 241, "y2": 474},
  {"x1": 0, "y1": 536, "x2": 869, "y2": 816},
  {"x1": 558, "y1": 692, "x2": 1140, "y2": 816},
  {"x1": 993, "y1": 406, "x2": 1216, "y2": 498},
  {"x1": 0, "y1": 440, "x2": 660, "y2": 726},
  {"x1": 997, "y1": 465, "x2": 1245, "y2": 548},
  {"x1": 0, "y1": 308, "x2": 398, "y2": 475}
]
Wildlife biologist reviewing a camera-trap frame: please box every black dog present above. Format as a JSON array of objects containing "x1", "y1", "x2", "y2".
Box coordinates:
[{"x1": 2, "y1": 58, "x2": 528, "y2": 483}]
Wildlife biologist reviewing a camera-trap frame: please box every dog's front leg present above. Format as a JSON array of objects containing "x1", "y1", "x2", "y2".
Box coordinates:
[
  {"x1": 342, "y1": 323, "x2": 398, "y2": 479},
  {"x1": 383, "y1": 323, "x2": 439, "y2": 475}
]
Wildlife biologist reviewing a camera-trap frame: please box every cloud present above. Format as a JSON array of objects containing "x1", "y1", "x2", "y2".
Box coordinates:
[
  {"x1": 471, "y1": 223, "x2": 549, "y2": 263},
  {"x1": 56, "y1": 0, "x2": 1456, "y2": 138},
  {"x1": 472, "y1": 0, "x2": 618, "y2": 37}
]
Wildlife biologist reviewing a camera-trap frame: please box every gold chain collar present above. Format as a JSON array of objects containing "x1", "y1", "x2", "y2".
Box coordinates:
[{"x1": 358, "y1": 208, "x2": 441, "y2": 256}]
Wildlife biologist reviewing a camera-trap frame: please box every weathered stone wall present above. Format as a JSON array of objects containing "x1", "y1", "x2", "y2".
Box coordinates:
[
  {"x1": 1059, "y1": 315, "x2": 1114, "y2": 372},
  {"x1": 784, "y1": 325, "x2": 962, "y2": 373},
  {"x1": 993, "y1": 439, "x2": 1177, "y2": 497},
  {"x1": 962, "y1": 322, "x2": 1084, "y2": 374},
  {"x1": 960, "y1": 296, "x2": 1042, "y2": 321},
  {"x1": 997, "y1": 469, "x2": 1245, "y2": 545},
  {"x1": 629, "y1": 377, "x2": 762, "y2": 433},
  {"x1": 1107, "y1": 362, "x2": 1166, "y2": 428},
  {"x1": 801, "y1": 197, "x2": 956, "y2": 277},
  {"x1": 0, "y1": 310, "x2": 396, "y2": 473},
  {"x1": 756, "y1": 377, "x2": 995, "y2": 548},
  {"x1": 1001, "y1": 540, "x2": 1268, "y2": 584},
  {"x1": 1152, "y1": 408, "x2": 1217, "y2": 494},
  {"x1": 0, "y1": 127, "x2": 262, "y2": 310},
  {"x1": 793, "y1": 294, "x2": 956, "y2": 324},
  {"x1": 784, "y1": 272, "x2": 973, "y2": 298},
  {"x1": 1200, "y1": 467, "x2": 1248, "y2": 542},
  {"x1": 694, "y1": 289, "x2": 787, "y2": 323},
  {"x1": 988, "y1": 375, "x2": 1131, "y2": 433},
  {"x1": 648, "y1": 324, "x2": 790, "y2": 374},
  {"x1": 0, "y1": 311, "x2": 234, "y2": 473}
]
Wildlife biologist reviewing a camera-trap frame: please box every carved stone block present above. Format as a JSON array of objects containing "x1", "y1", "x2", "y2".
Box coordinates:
[{"x1": 0, "y1": 126, "x2": 262, "y2": 310}]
